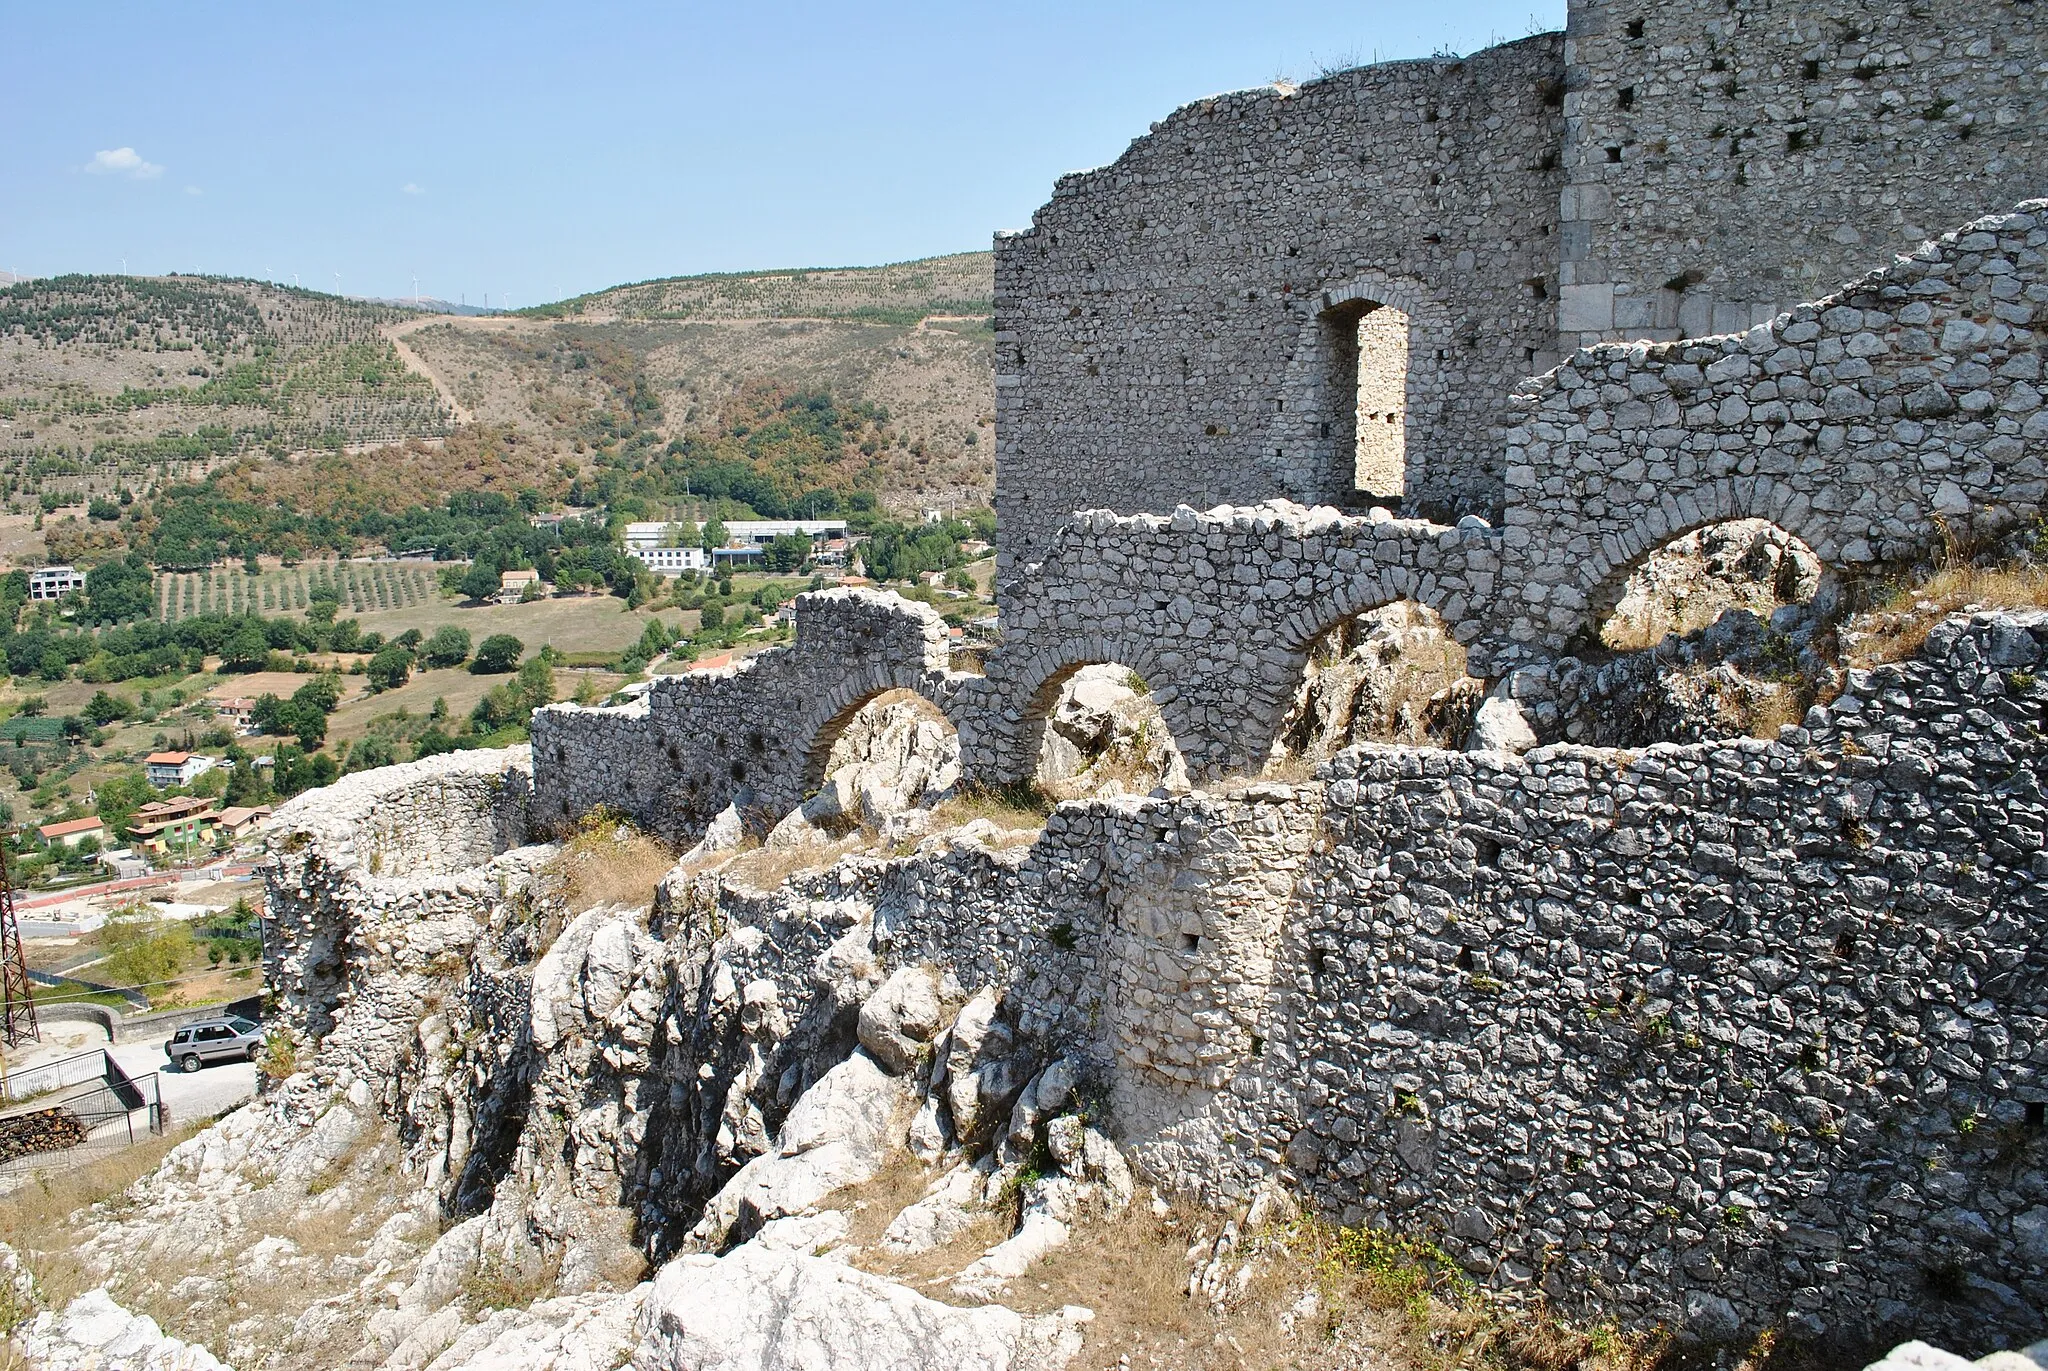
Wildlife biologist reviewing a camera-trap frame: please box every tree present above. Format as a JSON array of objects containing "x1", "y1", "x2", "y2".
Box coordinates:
[
  {"x1": 763, "y1": 533, "x2": 811, "y2": 572},
  {"x1": 84, "y1": 690, "x2": 127, "y2": 726},
  {"x1": 699, "y1": 601, "x2": 724, "y2": 630},
  {"x1": 470, "y1": 634, "x2": 524, "y2": 674},
  {"x1": 422, "y1": 624, "x2": 471, "y2": 668},
  {"x1": 93, "y1": 773, "x2": 156, "y2": 838},
  {"x1": 100, "y1": 908, "x2": 193, "y2": 995},
  {"x1": 366, "y1": 643, "x2": 413, "y2": 692},
  {"x1": 460, "y1": 560, "x2": 502, "y2": 603},
  {"x1": 221, "y1": 625, "x2": 270, "y2": 672},
  {"x1": 700, "y1": 517, "x2": 728, "y2": 552}
]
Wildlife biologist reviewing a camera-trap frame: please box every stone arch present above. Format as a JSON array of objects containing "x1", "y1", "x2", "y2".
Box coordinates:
[
  {"x1": 1571, "y1": 480, "x2": 1849, "y2": 640},
  {"x1": 794, "y1": 667, "x2": 950, "y2": 792},
  {"x1": 1258, "y1": 573, "x2": 1484, "y2": 765},
  {"x1": 1265, "y1": 272, "x2": 1453, "y2": 512},
  {"x1": 994, "y1": 634, "x2": 1198, "y2": 784}
]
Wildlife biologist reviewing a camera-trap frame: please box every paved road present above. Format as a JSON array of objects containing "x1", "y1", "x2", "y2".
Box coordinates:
[{"x1": 112, "y1": 1033, "x2": 258, "y2": 1126}]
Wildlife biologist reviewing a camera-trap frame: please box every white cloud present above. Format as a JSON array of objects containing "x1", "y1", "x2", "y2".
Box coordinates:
[
  {"x1": 184, "y1": 185, "x2": 203, "y2": 196},
  {"x1": 85, "y1": 147, "x2": 164, "y2": 179},
  {"x1": 401, "y1": 182, "x2": 424, "y2": 195}
]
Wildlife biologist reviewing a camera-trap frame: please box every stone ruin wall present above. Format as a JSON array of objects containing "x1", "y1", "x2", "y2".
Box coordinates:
[
  {"x1": 1499, "y1": 201, "x2": 2048, "y2": 657},
  {"x1": 532, "y1": 589, "x2": 976, "y2": 844},
  {"x1": 532, "y1": 169, "x2": 2048, "y2": 819},
  {"x1": 997, "y1": 0, "x2": 2048, "y2": 574},
  {"x1": 670, "y1": 612, "x2": 2048, "y2": 1342},
  {"x1": 993, "y1": 34, "x2": 1566, "y2": 569},
  {"x1": 1561, "y1": 0, "x2": 2048, "y2": 347},
  {"x1": 278, "y1": 612, "x2": 2048, "y2": 1346},
  {"x1": 263, "y1": 749, "x2": 537, "y2": 1050}
]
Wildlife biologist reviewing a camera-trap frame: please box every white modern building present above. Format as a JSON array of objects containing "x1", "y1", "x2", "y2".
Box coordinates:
[
  {"x1": 622, "y1": 519, "x2": 847, "y2": 577},
  {"x1": 628, "y1": 544, "x2": 710, "y2": 577},
  {"x1": 622, "y1": 520, "x2": 847, "y2": 551},
  {"x1": 27, "y1": 565, "x2": 87, "y2": 601}
]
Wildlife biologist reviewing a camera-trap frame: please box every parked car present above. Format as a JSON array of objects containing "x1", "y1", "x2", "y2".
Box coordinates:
[{"x1": 164, "y1": 1015, "x2": 262, "y2": 1072}]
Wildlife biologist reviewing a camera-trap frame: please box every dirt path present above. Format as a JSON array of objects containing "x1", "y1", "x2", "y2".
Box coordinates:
[{"x1": 382, "y1": 317, "x2": 476, "y2": 427}]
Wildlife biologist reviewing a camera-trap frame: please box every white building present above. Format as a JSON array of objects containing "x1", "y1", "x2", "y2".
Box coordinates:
[
  {"x1": 623, "y1": 520, "x2": 847, "y2": 552},
  {"x1": 144, "y1": 751, "x2": 218, "y2": 789},
  {"x1": 27, "y1": 566, "x2": 87, "y2": 601},
  {"x1": 627, "y1": 544, "x2": 709, "y2": 577}
]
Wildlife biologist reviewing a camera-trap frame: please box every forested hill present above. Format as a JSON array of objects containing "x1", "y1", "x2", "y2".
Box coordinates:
[
  {"x1": 0, "y1": 274, "x2": 448, "y2": 485},
  {"x1": 5, "y1": 252, "x2": 996, "y2": 571}
]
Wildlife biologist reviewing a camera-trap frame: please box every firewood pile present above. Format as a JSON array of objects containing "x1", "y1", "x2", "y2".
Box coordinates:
[{"x1": 0, "y1": 1108, "x2": 89, "y2": 1162}]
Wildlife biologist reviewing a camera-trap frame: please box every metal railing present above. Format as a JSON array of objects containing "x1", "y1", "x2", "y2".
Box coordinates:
[{"x1": 0, "y1": 1052, "x2": 165, "y2": 1178}]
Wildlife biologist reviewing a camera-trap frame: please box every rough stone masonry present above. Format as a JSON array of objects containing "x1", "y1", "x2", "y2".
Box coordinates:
[{"x1": 432, "y1": 0, "x2": 2048, "y2": 1351}]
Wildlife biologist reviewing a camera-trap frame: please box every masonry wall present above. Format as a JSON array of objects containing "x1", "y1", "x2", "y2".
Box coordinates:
[
  {"x1": 641, "y1": 612, "x2": 2048, "y2": 1346},
  {"x1": 993, "y1": 35, "x2": 1566, "y2": 572},
  {"x1": 531, "y1": 590, "x2": 973, "y2": 845},
  {"x1": 1500, "y1": 201, "x2": 2048, "y2": 659},
  {"x1": 1559, "y1": 0, "x2": 2048, "y2": 348},
  {"x1": 1265, "y1": 611, "x2": 2048, "y2": 1345}
]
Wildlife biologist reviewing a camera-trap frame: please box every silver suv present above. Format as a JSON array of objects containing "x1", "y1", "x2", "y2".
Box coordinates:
[{"x1": 164, "y1": 1015, "x2": 263, "y2": 1072}]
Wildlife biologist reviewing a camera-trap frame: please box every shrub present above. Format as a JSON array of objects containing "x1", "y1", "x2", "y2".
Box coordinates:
[{"x1": 471, "y1": 633, "x2": 524, "y2": 674}]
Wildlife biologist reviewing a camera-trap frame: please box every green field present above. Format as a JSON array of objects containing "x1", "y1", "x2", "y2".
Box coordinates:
[{"x1": 158, "y1": 562, "x2": 441, "y2": 621}]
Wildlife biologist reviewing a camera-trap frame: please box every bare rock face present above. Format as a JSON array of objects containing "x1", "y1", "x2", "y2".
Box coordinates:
[
  {"x1": 1464, "y1": 693, "x2": 1538, "y2": 755},
  {"x1": 856, "y1": 965, "x2": 948, "y2": 1075},
  {"x1": 1038, "y1": 665, "x2": 1187, "y2": 796},
  {"x1": 20, "y1": 1289, "x2": 232, "y2": 1371},
  {"x1": 1604, "y1": 518, "x2": 1824, "y2": 650},
  {"x1": 689, "y1": 1051, "x2": 912, "y2": 1250},
  {"x1": 636, "y1": 1245, "x2": 1088, "y2": 1371},
  {"x1": 808, "y1": 696, "x2": 961, "y2": 830}
]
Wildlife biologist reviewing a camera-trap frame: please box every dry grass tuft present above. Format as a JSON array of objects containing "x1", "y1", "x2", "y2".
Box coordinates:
[
  {"x1": 927, "y1": 783, "x2": 1049, "y2": 835},
  {"x1": 543, "y1": 809, "x2": 677, "y2": 915},
  {"x1": 1850, "y1": 564, "x2": 2048, "y2": 665},
  {"x1": 462, "y1": 1253, "x2": 561, "y2": 1312},
  {"x1": 0, "y1": 1124, "x2": 206, "y2": 1314},
  {"x1": 720, "y1": 834, "x2": 869, "y2": 892}
]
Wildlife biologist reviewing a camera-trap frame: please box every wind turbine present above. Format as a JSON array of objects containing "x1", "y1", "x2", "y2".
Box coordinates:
[
  {"x1": 412, "y1": 274, "x2": 420, "y2": 306},
  {"x1": 334, "y1": 270, "x2": 342, "y2": 298}
]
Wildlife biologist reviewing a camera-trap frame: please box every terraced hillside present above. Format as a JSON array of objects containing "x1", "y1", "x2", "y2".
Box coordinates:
[{"x1": 0, "y1": 275, "x2": 450, "y2": 502}]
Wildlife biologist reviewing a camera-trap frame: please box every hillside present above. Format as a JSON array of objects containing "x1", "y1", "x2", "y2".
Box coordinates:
[
  {"x1": 398, "y1": 251, "x2": 995, "y2": 514},
  {"x1": 0, "y1": 275, "x2": 451, "y2": 495},
  {"x1": 1, "y1": 255, "x2": 995, "y2": 567}
]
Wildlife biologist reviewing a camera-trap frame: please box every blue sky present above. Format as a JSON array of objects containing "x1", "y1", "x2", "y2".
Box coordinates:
[{"x1": 5, "y1": 1, "x2": 1564, "y2": 306}]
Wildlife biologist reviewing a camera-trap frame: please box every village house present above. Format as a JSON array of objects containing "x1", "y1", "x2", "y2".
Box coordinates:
[
  {"x1": 37, "y1": 816, "x2": 105, "y2": 849},
  {"x1": 145, "y1": 752, "x2": 217, "y2": 789},
  {"x1": 126, "y1": 796, "x2": 221, "y2": 855}
]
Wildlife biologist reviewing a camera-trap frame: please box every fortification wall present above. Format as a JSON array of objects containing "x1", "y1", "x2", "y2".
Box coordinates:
[
  {"x1": 1560, "y1": 0, "x2": 2048, "y2": 348},
  {"x1": 975, "y1": 501, "x2": 1501, "y2": 782},
  {"x1": 646, "y1": 611, "x2": 2048, "y2": 1344},
  {"x1": 993, "y1": 35, "x2": 1566, "y2": 570},
  {"x1": 531, "y1": 589, "x2": 974, "y2": 844},
  {"x1": 262, "y1": 748, "x2": 540, "y2": 1051},
  {"x1": 1266, "y1": 611, "x2": 2048, "y2": 1342},
  {"x1": 1501, "y1": 202, "x2": 2048, "y2": 657}
]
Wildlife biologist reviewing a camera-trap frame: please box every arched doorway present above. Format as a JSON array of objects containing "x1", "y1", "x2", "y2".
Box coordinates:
[
  {"x1": 802, "y1": 688, "x2": 960, "y2": 834},
  {"x1": 1599, "y1": 518, "x2": 1827, "y2": 652},
  {"x1": 1568, "y1": 518, "x2": 1834, "y2": 746}
]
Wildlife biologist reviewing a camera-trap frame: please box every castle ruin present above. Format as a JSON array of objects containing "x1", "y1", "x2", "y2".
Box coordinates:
[{"x1": 261, "y1": 0, "x2": 2048, "y2": 1354}]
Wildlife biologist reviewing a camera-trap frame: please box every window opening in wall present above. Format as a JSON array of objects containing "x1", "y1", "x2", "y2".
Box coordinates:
[
  {"x1": 2028, "y1": 1102, "x2": 2045, "y2": 1130},
  {"x1": 1352, "y1": 304, "x2": 1410, "y2": 498}
]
